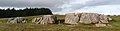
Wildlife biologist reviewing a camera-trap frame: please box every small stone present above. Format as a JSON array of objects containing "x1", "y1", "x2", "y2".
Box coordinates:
[{"x1": 95, "y1": 23, "x2": 107, "y2": 27}]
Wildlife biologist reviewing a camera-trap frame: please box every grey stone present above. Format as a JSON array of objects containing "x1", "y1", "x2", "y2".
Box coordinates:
[
  {"x1": 108, "y1": 17, "x2": 112, "y2": 21},
  {"x1": 95, "y1": 23, "x2": 107, "y2": 27},
  {"x1": 32, "y1": 15, "x2": 57, "y2": 24},
  {"x1": 32, "y1": 17, "x2": 41, "y2": 24},
  {"x1": 95, "y1": 21, "x2": 106, "y2": 27},
  {"x1": 64, "y1": 13, "x2": 112, "y2": 26},
  {"x1": 79, "y1": 13, "x2": 100, "y2": 24},
  {"x1": 65, "y1": 13, "x2": 80, "y2": 24},
  {"x1": 99, "y1": 15, "x2": 109, "y2": 23},
  {"x1": 7, "y1": 17, "x2": 27, "y2": 24}
]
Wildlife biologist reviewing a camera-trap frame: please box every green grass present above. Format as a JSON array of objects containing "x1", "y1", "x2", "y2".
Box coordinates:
[{"x1": 0, "y1": 15, "x2": 120, "y2": 31}]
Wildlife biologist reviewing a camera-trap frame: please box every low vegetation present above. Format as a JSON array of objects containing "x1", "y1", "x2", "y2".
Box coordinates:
[{"x1": 0, "y1": 15, "x2": 120, "y2": 31}]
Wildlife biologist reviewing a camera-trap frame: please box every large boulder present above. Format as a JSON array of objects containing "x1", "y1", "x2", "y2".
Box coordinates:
[
  {"x1": 7, "y1": 17, "x2": 27, "y2": 24},
  {"x1": 79, "y1": 13, "x2": 100, "y2": 24},
  {"x1": 65, "y1": 13, "x2": 79, "y2": 24},
  {"x1": 32, "y1": 15, "x2": 57, "y2": 24},
  {"x1": 79, "y1": 13, "x2": 112, "y2": 24}
]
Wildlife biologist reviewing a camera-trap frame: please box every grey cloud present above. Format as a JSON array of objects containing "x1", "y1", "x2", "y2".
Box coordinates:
[
  {"x1": 86, "y1": 0, "x2": 120, "y2": 6},
  {"x1": 0, "y1": 0, "x2": 70, "y2": 12},
  {"x1": 0, "y1": 0, "x2": 120, "y2": 13},
  {"x1": 52, "y1": 0, "x2": 120, "y2": 15},
  {"x1": 0, "y1": 0, "x2": 68, "y2": 7},
  {"x1": 59, "y1": 0, "x2": 120, "y2": 12}
]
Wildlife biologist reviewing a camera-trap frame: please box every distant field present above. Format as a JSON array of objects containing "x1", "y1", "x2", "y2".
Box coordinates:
[{"x1": 0, "y1": 15, "x2": 120, "y2": 31}]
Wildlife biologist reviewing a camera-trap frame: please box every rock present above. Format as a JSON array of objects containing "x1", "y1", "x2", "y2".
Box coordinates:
[
  {"x1": 95, "y1": 23, "x2": 107, "y2": 27},
  {"x1": 95, "y1": 21, "x2": 107, "y2": 27},
  {"x1": 99, "y1": 15, "x2": 109, "y2": 23},
  {"x1": 79, "y1": 13, "x2": 100, "y2": 24},
  {"x1": 108, "y1": 17, "x2": 112, "y2": 21},
  {"x1": 7, "y1": 17, "x2": 27, "y2": 24},
  {"x1": 32, "y1": 17, "x2": 41, "y2": 24},
  {"x1": 32, "y1": 15, "x2": 57, "y2": 24},
  {"x1": 7, "y1": 18, "x2": 17, "y2": 23},
  {"x1": 106, "y1": 24, "x2": 112, "y2": 27},
  {"x1": 65, "y1": 13, "x2": 79, "y2": 24},
  {"x1": 64, "y1": 13, "x2": 112, "y2": 27}
]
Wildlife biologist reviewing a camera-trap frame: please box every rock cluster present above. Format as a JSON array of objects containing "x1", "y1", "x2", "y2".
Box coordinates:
[
  {"x1": 32, "y1": 15, "x2": 57, "y2": 24},
  {"x1": 6, "y1": 13, "x2": 112, "y2": 27},
  {"x1": 7, "y1": 17, "x2": 27, "y2": 24},
  {"x1": 65, "y1": 13, "x2": 112, "y2": 27}
]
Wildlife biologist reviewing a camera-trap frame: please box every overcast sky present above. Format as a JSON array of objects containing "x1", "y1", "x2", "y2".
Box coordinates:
[{"x1": 0, "y1": 0, "x2": 120, "y2": 15}]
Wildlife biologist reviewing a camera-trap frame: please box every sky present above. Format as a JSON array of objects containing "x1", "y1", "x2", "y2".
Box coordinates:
[{"x1": 0, "y1": 0, "x2": 120, "y2": 15}]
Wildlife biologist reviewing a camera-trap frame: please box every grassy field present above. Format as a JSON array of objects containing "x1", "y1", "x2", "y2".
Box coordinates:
[{"x1": 0, "y1": 15, "x2": 120, "y2": 31}]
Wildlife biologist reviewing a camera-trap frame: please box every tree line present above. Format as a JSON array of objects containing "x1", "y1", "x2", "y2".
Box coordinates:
[{"x1": 0, "y1": 8, "x2": 53, "y2": 18}]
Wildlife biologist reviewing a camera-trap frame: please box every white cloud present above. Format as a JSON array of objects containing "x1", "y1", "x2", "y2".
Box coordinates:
[
  {"x1": 54, "y1": 0, "x2": 120, "y2": 15},
  {"x1": 74, "y1": 5, "x2": 120, "y2": 15}
]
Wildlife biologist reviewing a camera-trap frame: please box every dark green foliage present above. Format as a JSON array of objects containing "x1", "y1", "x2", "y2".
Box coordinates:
[{"x1": 0, "y1": 8, "x2": 52, "y2": 17}]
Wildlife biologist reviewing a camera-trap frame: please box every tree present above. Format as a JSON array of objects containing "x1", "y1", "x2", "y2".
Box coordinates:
[
  {"x1": 24, "y1": 8, "x2": 29, "y2": 10},
  {"x1": 6, "y1": 8, "x2": 11, "y2": 10},
  {"x1": 11, "y1": 8, "x2": 16, "y2": 11},
  {"x1": 0, "y1": 8, "x2": 53, "y2": 17}
]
